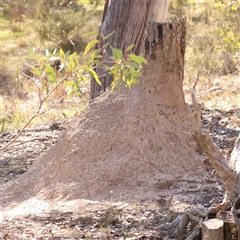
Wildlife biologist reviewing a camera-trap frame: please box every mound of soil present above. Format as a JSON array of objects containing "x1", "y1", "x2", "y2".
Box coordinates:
[
  {"x1": 2, "y1": 82, "x2": 209, "y2": 207},
  {"x1": 2, "y1": 36, "x2": 234, "y2": 219}
]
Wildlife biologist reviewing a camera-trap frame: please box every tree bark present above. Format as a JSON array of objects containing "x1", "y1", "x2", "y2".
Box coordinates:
[{"x1": 91, "y1": 0, "x2": 169, "y2": 99}]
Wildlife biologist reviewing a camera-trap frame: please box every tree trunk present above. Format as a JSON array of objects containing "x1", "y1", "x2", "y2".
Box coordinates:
[{"x1": 90, "y1": 0, "x2": 169, "y2": 99}]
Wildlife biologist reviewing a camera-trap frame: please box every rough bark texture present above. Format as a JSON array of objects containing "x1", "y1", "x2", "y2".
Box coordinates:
[{"x1": 91, "y1": 0, "x2": 169, "y2": 99}]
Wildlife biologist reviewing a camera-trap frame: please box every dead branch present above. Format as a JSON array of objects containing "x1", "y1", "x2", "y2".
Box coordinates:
[
  {"x1": 192, "y1": 74, "x2": 240, "y2": 207},
  {"x1": 191, "y1": 73, "x2": 202, "y2": 129}
]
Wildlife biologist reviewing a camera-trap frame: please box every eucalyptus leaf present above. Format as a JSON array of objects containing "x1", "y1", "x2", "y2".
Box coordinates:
[
  {"x1": 103, "y1": 31, "x2": 115, "y2": 40},
  {"x1": 84, "y1": 39, "x2": 99, "y2": 55},
  {"x1": 111, "y1": 47, "x2": 123, "y2": 60},
  {"x1": 59, "y1": 49, "x2": 65, "y2": 58},
  {"x1": 126, "y1": 45, "x2": 135, "y2": 52},
  {"x1": 89, "y1": 69, "x2": 102, "y2": 86},
  {"x1": 81, "y1": 31, "x2": 99, "y2": 38},
  {"x1": 45, "y1": 65, "x2": 56, "y2": 83},
  {"x1": 129, "y1": 54, "x2": 148, "y2": 65}
]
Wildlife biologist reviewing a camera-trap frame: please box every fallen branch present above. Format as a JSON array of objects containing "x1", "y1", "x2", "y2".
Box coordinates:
[{"x1": 192, "y1": 74, "x2": 240, "y2": 208}]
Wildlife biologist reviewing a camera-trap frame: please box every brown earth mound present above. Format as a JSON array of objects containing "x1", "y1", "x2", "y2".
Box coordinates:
[
  {"x1": 2, "y1": 50, "x2": 211, "y2": 208},
  {"x1": 2, "y1": 22, "x2": 216, "y2": 216}
]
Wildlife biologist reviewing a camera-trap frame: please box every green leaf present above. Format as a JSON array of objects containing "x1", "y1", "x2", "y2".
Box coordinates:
[
  {"x1": 129, "y1": 54, "x2": 147, "y2": 64},
  {"x1": 65, "y1": 50, "x2": 71, "y2": 58},
  {"x1": 88, "y1": 69, "x2": 102, "y2": 86},
  {"x1": 103, "y1": 31, "x2": 115, "y2": 40},
  {"x1": 68, "y1": 52, "x2": 77, "y2": 59},
  {"x1": 102, "y1": 64, "x2": 111, "y2": 71},
  {"x1": 45, "y1": 65, "x2": 56, "y2": 83},
  {"x1": 110, "y1": 64, "x2": 119, "y2": 77},
  {"x1": 102, "y1": 42, "x2": 110, "y2": 48},
  {"x1": 66, "y1": 60, "x2": 75, "y2": 73},
  {"x1": 37, "y1": 57, "x2": 47, "y2": 62},
  {"x1": 31, "y1": 66, "x2": 41, "y2": 77},
  {"x1": 84, "y1": 39, "x2": 99, "y2": 55},
  {"x1": 128, "y1": 54, "x2": 148, "y2": 65},
  {"x1": 59, "y1": 49, "x2": 65, "y2": 58},
  {"x1": 111, "y1": 47, "x2": 123, "y2": 60},
  {"x1": 81, "y1": 31, "x2": 99, "y2": 38},
  {"x1": 126, "y1": 45, "x2": 135, "y2": 52},
  {"x1": 131, "y1": 62, "x2": 141, "y2": 69},
  {"x1": 89, "y1": 49, "x2": 101, "y2": 62}
]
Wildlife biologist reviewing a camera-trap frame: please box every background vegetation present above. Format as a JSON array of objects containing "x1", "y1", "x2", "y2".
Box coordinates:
[
  {"x1": 0, "y1": 0, "x2": 239, "y2": 133},
  {"x1": 168, "y1": 0, "x2": 240, "y2": 110}
]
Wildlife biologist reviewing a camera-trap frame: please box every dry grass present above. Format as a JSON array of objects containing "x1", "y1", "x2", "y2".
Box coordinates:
[
  {"x1": 184, "y1": 74, "x2": 240, "y2": 111},
  {"x1": 0, "y1": 94, "x2": 87, "y2": 133},
  {"x1": 0, "y1": 3, "x2": 103, "y2": 133}
]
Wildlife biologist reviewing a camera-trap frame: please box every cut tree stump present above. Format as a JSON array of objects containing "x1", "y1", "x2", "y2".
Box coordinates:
[{"x1": 202, "y1": 219, "x2": 224, "y2": 240}]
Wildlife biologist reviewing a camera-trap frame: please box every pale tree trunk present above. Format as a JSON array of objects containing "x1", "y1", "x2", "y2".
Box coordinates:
[{"x1": 90, "y1": 0, "x2": 169, "y2": 99}]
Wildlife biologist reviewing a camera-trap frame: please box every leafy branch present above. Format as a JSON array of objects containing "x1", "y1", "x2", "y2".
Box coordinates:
[{"x1": 1, "y1": 31, "x2": 147, "y2": 150}]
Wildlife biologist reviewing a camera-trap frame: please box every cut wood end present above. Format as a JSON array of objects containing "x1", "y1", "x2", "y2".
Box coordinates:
[
  {"x1": 202, "y1": 218, "x2": 224, "y2": 229},
  {"x1": 202, "y1": 219, "x2": 224, "y2": 240}
]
